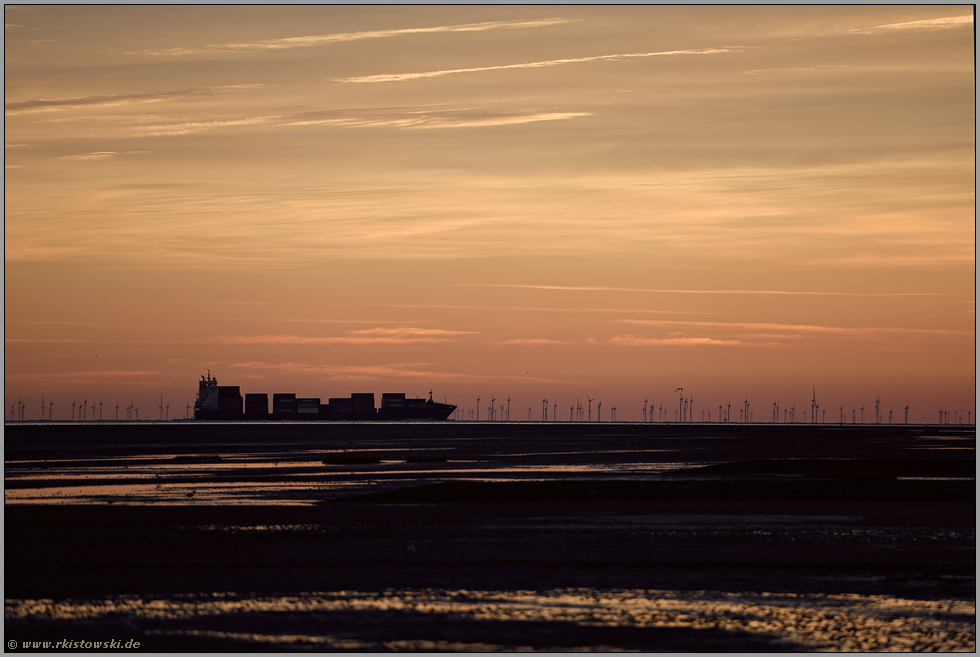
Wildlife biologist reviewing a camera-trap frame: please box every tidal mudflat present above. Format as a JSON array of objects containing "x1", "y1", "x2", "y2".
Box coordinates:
[{"x1": 5, "y1": 422, "x2": 975, "y2": 651}]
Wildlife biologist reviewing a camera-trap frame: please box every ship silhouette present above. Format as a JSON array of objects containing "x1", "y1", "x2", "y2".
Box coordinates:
[{"x1": 194, "y1": 371, "x2": 456, "y2": 421}]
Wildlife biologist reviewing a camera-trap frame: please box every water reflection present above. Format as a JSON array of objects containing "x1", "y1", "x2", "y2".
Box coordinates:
[
  {"x1": 5, "y1": 449, "x2": 707, "y2": 505},
  {"x1": 6, "y1": 588, "x2": 974, "y2": 652}
]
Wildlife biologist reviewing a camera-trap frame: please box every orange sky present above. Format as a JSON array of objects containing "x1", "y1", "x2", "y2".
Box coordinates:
[{"x1": 5, "y1": 6, "x2": 975, "y2": 422}]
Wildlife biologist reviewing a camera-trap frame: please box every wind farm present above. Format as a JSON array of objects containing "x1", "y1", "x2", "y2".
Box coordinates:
[{"x1": 6, "y1": 383, "x2": 972, "y2": 427}]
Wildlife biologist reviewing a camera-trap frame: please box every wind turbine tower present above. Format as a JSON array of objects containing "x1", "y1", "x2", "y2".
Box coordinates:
[
  {"x1": 597, "y1": 400, "x2": 601, "y2": 422},
  {"x1": 587, "y1": 396, "x2": 594, "y2": 422}
]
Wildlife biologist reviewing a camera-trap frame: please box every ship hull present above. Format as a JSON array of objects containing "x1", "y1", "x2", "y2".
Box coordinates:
[{"x1": 194, "y1": 373, "x2": 456, "y2": 421}]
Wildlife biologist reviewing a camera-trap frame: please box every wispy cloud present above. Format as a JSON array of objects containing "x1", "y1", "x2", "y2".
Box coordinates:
[
  {"x1": 282, "y1": 110, "x2": 591, "y2": 130},
  {"x1": 59, "y1": 150, "x2": 150, "y2": 161},
  {"x1": 467, "y1": 284, "x2": 948, "y2": 297},
  {"x1": 853, "y1": 14, "x2": 973, "y2": 34},
  {"x1": 5, "y1": 338, "x2": 86, "y2": 343},
  {"x1": 613, "y1": 319, "x2": 970, "y2": 336},
  {"x1": 228, "y1": 360, "x2": 477, "y2": 381},
  {"x1": 228, "y1": 360, "x2": 569, "y2": 385},
  {"x1": 498, "y1": 338, "x2": 574, "y2": 345},
  {"x1": 742, "y1": 65, "x2": 847, "y2": 76},
  {"x1": 132, "y1": 18, "x2": 576, "y2": 57},
  {"x1": 219, "y1": 327, "x2": 475, "y2": 345},
  {"x1": 337, "y1": 47, "x2": 740, "y2": 83},
  {"x1": 610, "y1": 335, "x2": 775, "y2": 347},
  {"x1": 59, "y1": 151, "x2": 116, "y2": 161},
  {"x1": 4, "y1": 85, "x2": 261, "y2": 116},
  {"x1": 6, "y1": 370, "x2": 158, "y2": 381},
  {"x1": 131, "y1": 116, "x2": 280, "y2": 137},
  {"x1": 9, "y1": 320, "x2": 99, "y2": 325}
]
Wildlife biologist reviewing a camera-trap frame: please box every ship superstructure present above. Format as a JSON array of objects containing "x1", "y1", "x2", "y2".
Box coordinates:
[{"x1": 194, "y1": 373, "x2": 456, "y2": 421}]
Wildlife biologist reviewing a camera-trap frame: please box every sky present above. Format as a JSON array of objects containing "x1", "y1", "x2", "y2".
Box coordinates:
[{"x1": 4, "y1": 6, "x2": 975, "y2": 422}]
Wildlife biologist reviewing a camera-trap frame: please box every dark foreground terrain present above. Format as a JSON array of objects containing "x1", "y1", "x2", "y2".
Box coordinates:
[{"x1": 5, "y1": 422, "x2": 975, "y2": 651}]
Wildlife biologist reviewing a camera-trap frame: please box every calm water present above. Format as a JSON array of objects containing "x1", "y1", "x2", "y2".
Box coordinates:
[{"x1": 4, "y1": 449, "x2": 711, "y2": 505}]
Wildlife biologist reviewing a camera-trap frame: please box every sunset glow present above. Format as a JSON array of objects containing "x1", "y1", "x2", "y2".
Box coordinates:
[{"x1": 4, "y1": 6, "x2": 975, "y2": 422}]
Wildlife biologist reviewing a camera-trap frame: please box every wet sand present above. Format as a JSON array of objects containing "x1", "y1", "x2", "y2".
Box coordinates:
[{"x1": 4, "y1": 422, "x2": 975, "y2": 651}]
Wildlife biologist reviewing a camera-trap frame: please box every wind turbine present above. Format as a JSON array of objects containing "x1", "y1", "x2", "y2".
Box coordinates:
[
  {"x1": 643, "y1": 399, "x2": 648, "y2": 423},
  {"x1": 116, "y1": 403, "x2": 119, "y2": 421},
  {"x1": 507, "y1": 397, "x2": 511, "y2": 421},
  {"x1": 99, "y1": 400, "x2": 103, "y2": 421},
  {"x1": 553, "y1": 402, "x2": 557, "y2": 421},
  {"x1": 476, "y1": 396, "x2": 480, "y2": 421},
  {"x1": 675, "y1": 388, "x2": 683, "y2": 423},
  {"x1": 490, "y1": 395, "x2": 496, "y2": 421},
  {"x1": 597, "y1": 400, "x2": 601, "y2": 422},
  {"x1": 587, "y1": 395, "x2": 594, "y2": 422},
  {"x1": 49, "y1": 400, "x2": 53, "y2": 421},
  {"x1": 904, "y1": 404, "x2": 909, "y2": 424}
]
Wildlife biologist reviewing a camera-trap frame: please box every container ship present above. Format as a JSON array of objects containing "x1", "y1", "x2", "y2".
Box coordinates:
[{"x1": 194, "y1": 371, "x2": 456, "y2": 421}]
